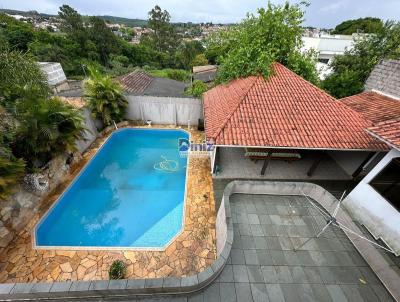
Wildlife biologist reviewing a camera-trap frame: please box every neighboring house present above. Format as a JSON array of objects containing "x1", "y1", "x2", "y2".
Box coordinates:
[
  {"x1": 341, "y1": 59, "x2": 400, "y2": 255},
  {"x1": 192, "y1": 65, "x2": 218, "y2": 83},
  {"x1": 38, "y1": 62, "x2": 70, "y2": 93},
  {"x1": 301, "y1": 35, "x2": 354, "y2": 79},
  {"x1": 204, "y1": 62, "x2": 388, "y2": 182},
  {"x1": 117, "y1": 70, "x2": 202, "y2": 126},
  {"x1": 118, "y1": 70, "x2": 188, "y2": 98}
]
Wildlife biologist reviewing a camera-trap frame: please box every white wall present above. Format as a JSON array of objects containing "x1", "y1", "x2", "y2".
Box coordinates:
[
  {"x1": 344, "y1": 148, "x2": 400, "y2": 255},
  {"x1": 126, "y1": 95, "x2": 202, "y2": 126},
  {"x1": 38, "y1": 62, "x2": 67, "y2": 86},
  {"x1": 328, "y1": 151, "x2": 371, "y2": 176}
]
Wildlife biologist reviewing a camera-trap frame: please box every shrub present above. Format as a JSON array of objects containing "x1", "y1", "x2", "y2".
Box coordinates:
[
  {"x1": 166, "y1": 69, "x2": 190, "y2": 81},
  {"x1": 84, "y1": 66, "x2": 128, "y2": 127},
  {"x1": 13, "y1": 97, "x2": 86, "y2": 169},
  {"x1": 191, "y1": 54, "x2": 209, "y2": 67},
  {"x1": 186, "y1": 80, "x2": 208, "y2": 97},
  {"x1": 109, "y1": 260, "x2": 126, "y2": 280}
]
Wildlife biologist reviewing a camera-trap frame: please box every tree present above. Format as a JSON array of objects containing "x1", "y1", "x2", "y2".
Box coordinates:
[
  {"x1": 0, "y1": 48, "x2": 50, "y2": 108},
  {"x1": 175, "y1": 40, "x2": 204, "y2": 69},
  {"x1": 144, "y1": 5, "x2": 180, "y2": 53},
  {"x1": 191, "y1": 54, "x2": 209, "y2": 67},
  {"x1": 58, "y1": 5, "x2": 87, "y2": 50},
  {"x1": 186, "y1": 80, "x2": 208, "y2": 97},
  {"x1": 207, "y1": 2, "x2": 319, "y2": 84},
  {"x1": 13, "y1": 97, "x2": 86, "y2": 169},
  {"x1": 0, "y1": 13, "x2": 35, "y2": 51},
  {"x1": 84, "y1": 67, "x2": 128, "y2": 126},
  {"x1": 332, "y1": 17, "x2": 384, "y2": 35},
  {"x1": 322, "y1": 21, "x2": 400, "y2": 98},
  {"x1": 88, "y1": 17, "x2": 119, "y2": 66}
]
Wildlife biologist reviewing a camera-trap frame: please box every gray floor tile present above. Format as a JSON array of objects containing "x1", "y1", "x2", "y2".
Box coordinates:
[
  {"x1": 280, "y1": 284, "x2": 302, "y2": 302},
  {"x1": 251, "y1": 283, "x2": 269, "y2": 302},
  {"x1": 266, "y1": 284, "x2": 285, "y2": 302},
  {"x1": 270, "y1": 250, "x2": 286, "y2": 265},
  {"x1": 250, "y1": 224, "x2": 264, "y2": 237},
  {"x1": 303, "y1": 266, "x2": 324, "y2": 284},
  {"x1": 289, "y1": 266, "x2": 308, "y2": 283},
  {"x1": 340, "y1": 284, "x2": 364, "y2": 302},
  {"x1": 278, "y1": 237, "x2": 294, "y2": 250},
  {"x1": 357, "y1": 285, "x2": 380, "y2": 302},
  {"x1": 235, "y1": 283, "x2": 253, "y2": 302},
  {"x1": 218, "y1": 265, "x2": 234, "y2": 283},
  {"x1": 248, "y1": 213, "x2": 260, "y2": 224},
  {"x1": 275, "y1": 266, "x2": 293, "y2": 283},
  {"x1": 239, "y1": 224, "x2": 252, "y2": 236},
  {"x1": 188, "y1": 292, "x2": 204, "y2": 302},
  {"x1": 231, "y1": 249, "x2": 245, "y2": 265},
  {"x1": 244, "y1": 250, "x2": 259, "y2": 265},
  {"x1": 261, "y1": 266, "x2": 278, "y2": 283},
  {"x1": 254, "y1": 237, "x2": 268, "y2": 250},
  {"x1": 201, "y1": 282, "x2": 219, "y2": 302},
  {"x1": 326, "y1": 284, "x2": 349, "y2": 302},
  {"x1": 259, "y1": 214, "x2": 272, "y2": 225},
  {"x1": 247, "y1": 266, "x2": 264, "y2": 283},
  {"x1": 233, "y1": 265, "x2": 249, "y2": 283},
  {"x1": 241, "y1": 236, "x2": 256, "y2": 249},
  {"x1": 219, "y1": 283, "x2": 236, "y2": 302},
  {"x1": 256, "y1": 250, "x2": 274, "y2": 265},
  {"x1": 265, "y1": 236, "x2": 281, "y2": 250},
  {"x1": 309, "y1": 284, "x2": 334, "y2": 302}
]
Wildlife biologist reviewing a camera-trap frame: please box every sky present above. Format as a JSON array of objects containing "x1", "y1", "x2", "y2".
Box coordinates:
[{"x1": 1, "y1": 0, "x2": 399, "y2": 28}]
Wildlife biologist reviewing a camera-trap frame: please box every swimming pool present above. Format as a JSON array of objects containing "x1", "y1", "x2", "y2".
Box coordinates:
[{"x1": 35, "y1": 128, "x2": 189, "y2": 249}]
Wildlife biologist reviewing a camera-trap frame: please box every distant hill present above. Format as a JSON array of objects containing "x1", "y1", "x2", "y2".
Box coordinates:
[{"x1": 0, "y1": 8, "x2": 148, "y2": 27}]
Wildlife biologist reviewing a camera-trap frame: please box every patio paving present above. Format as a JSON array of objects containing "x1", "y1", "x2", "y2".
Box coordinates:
[
  {"x1": 60, "y1": 194, "x2": 395, "y2": 302},
  {"x1": 0, "y1": 126, "x2": 217, "y2": 283}
]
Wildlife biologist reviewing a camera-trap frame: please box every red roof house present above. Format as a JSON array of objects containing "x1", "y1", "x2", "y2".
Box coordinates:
[{"x1": 204, "y1": 63, "x2": 386, "y2": 151}]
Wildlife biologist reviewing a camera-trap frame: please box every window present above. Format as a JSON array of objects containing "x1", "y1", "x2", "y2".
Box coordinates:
[
  {"x1": 369, "y1": 157, "x2": 400, "y2": 211},
  {"x1": 318, "y1": 58, "x2": 330, "y2": 64}
]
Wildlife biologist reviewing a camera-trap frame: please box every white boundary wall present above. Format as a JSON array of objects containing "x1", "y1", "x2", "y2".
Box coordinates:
[
  {"x1": 126, "y1": 95, "x2": 202, "y2": 126},
  {"x1": 344, "y1": 148, "x2": 400, "y2": 254}
]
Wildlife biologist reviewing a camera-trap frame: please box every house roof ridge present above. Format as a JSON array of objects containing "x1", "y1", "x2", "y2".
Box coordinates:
[{"x1": 211, "y1": 76, "x2": 259, "y2": 140}]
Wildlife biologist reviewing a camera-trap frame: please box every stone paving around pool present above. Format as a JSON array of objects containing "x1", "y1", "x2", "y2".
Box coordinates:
[{"x1": 0, "y1": 126, "x2": 216, "y2": 283}]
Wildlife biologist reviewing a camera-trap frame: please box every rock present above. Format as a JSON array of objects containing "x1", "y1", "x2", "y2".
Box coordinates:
[{"x1": 0, "y1": 226, "x2": 13, "y2": 247}]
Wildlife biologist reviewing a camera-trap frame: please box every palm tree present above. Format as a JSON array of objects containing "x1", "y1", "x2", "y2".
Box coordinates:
[
  {"x1": 84, "y1": 67, "x2": 128, "y2": 127},
  {"x1": 13, "y1": 97, "x2": 87, "y2": 169}
]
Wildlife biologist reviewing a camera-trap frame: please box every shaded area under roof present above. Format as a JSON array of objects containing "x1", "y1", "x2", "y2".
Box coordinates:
[{"x1": 204, "y1": 62, "x2": 387, "y2": 151}]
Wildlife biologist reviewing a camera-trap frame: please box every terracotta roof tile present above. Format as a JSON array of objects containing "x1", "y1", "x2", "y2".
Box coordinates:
[
  {"x1": 117, "y1": 70, "x2": 153, "y2": 94},
  {"x1": 367, "y1": 118, "x2": 400, "y2": 150},
  {"x1": 204, "y1": 63, "x2": 387, "y2": 151},
  {"x1": 339, "y1": 91, "x2": 400, "y2": 124}
]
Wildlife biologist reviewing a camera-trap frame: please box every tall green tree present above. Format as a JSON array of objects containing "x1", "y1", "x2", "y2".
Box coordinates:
[
  {"x1": 58, "y1": 5, "x2": 88, "y2": 50},
  {"x1": 322, "y1": 21, "x2": 400, "y2": 98},
  {"x1": 88, "y1": 17, "x2": 119, "y2": 66},
  {"x1": 84, "y1": 67, "x2": 128, "y2": 126},
  {"x1": 332, "y1": 17, "x2": 384, "y2": 35},
  {"x1": 207, "y1": 2, "x2": 318, "y2": 84},
  {"x1": 143, "y1": 5, "x2": 180, "y2": 53}
]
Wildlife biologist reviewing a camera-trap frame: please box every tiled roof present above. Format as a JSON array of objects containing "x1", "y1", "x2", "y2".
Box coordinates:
[
  {"x1": 204, "y1": 63, "x2": 387, "y2": 151},
  {"x1": 117, "y1": 70, "x2": 153, "y2": 94},
  {"x1": 365, "y1": 59, "x2": 400, "y2": 98},
  {"x1": 367, "y1": 118, "x2": 400, "y2": 150},
  {"x1": 339, "y1": 91, "x2": 400, "y2": 124}
]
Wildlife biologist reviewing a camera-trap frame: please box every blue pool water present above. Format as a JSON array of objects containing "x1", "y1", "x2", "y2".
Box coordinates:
[{"x1": 35, "y1": 128, "x2": 189, "y2": 248}]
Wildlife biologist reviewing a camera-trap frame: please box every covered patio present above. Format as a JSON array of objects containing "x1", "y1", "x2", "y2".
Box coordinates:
[
  {"x1": 204, "y1": 63, "x2": 388, "y2": 182},
  {"x1": 214, "y1": 147, "x2": 353, "y2": 180}
]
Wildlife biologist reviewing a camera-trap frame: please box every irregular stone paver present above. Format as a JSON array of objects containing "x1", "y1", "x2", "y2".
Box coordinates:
[{"x1": 0, "y1": 125, "x2": 216, "y2": 283}]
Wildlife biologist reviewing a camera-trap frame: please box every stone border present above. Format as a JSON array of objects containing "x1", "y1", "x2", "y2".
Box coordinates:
[
  {"x1": 1, "y1": 180, "x2": 399, "y2": 301},
  {"x1": 0, "y1": 179, "x2": 232, "y2": 301}
]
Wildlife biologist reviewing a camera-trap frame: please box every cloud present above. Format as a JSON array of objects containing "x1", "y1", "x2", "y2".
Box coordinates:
[{"x1": 0, "y1": 0, "x2": 399, "y2": 28}]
